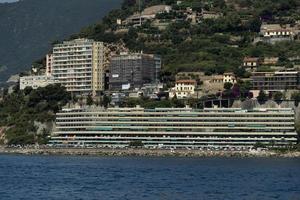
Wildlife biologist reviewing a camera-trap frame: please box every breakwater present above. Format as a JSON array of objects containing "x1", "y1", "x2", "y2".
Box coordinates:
[{"x1": 0, "y1": 147, "x2": 300, "y2": 157}]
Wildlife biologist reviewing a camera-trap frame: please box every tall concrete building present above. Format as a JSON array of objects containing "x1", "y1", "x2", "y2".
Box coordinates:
[
  {"x1": 50, "y1": 39, "x2": 108, "y2": 96},
  {"x1": 46, "y1": 54, "x2": 53, "y2": 77},
  {"x1": 109, "y1": 53, "x2": 161, "y2": 90}
]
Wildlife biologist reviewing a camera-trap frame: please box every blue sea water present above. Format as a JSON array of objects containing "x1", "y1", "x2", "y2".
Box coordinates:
[{"x1": 0, "y1": 155, "x2": 299, "y2": 200}]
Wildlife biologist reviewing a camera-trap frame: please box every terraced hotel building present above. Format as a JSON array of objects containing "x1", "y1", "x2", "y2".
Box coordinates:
[{"x1": 49, "y1": 107, "x2": 298, "y2": 148}]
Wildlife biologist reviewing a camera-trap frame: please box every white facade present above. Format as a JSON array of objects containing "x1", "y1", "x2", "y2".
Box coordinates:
[
  {"x1": 243, "y1": 57, "x2": 259, "y2": 67},
  {"x1": 244, "y1": 61, "x2": 258, "y2": 67},
  {"x1": 259, "y1": 24, "x2": 297, "y2": 44},
  {"x1": 19, "y1": 75, "x2": 58, "y2": 90},
  {"x1": 49, "y1": 107, "x2": 298, "y2": 149},
  {"x1": 260, "y1": 24, "x2": 295, "y2": 37},
  {"x1": 223, "y1": 73, "x2": 236, "y2": 84},
  {"x1": 263, "y1": 30, "x2": 293, "y2": 37},
  {"x1": 51, "y1": 38, "x2": 107, "y2": 96},
  {"x1": 170, "y1": 80, "x2": 196, "y2": 99}
]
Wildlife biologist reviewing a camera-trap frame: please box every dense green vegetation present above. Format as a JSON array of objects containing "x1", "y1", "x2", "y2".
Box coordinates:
[
  {"x1": 0, "y1": 0, "x2": 122, "y2": 83},
  {"x1": 129, "y1": 140, "x2": 144, "y2": 147},
  {"x1": 73, "y1": 0, "x2": 300, "y2": 80},
  {"x1": 0, "y1": 84, "x2": 71, "y2": 145}
]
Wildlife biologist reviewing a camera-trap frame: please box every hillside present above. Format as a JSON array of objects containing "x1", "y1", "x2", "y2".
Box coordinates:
[
  {"x1": 0, "y1": 0, "x2": 122, "y2": 83},
  {"x1": 74, "y1": 0, "x2": 300, "y2": 81},
  {"x1": 1, "y1": 0, "x2": 300, "y2": 145}
]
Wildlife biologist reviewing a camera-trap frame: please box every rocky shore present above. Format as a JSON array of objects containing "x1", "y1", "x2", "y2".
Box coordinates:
[{"x1": 0, "y1": 147, "x2": 300, "y2": 158}]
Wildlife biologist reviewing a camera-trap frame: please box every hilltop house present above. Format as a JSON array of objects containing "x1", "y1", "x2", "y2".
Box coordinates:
[
  {"x1": 223, "y1": 73, "x2": 237, "y2": 84},
  {"x1": 210, "y1": 75, "x2": 223, "y2": 84},
  {"x1": 174, "y1": 72, "x2": 236, "y2": 96},
  {"x1": 124, "y1": 5, "x2": 172, "y2": 27},
  {"x1": 243, "y1": 57, "x2": 260, "y2": 71},
  {"x1": 169, "y1": 79, "x2": 197, "y2": 99},
  {"x1": 201, "y1": 10, "x2": 222, "y2": 19},
  {"x1": 255, "y1": 23, "x2": 299, "y2": 44},
  {"x1": 262, "y1": 57, "x2": 279, "y2": 65}
]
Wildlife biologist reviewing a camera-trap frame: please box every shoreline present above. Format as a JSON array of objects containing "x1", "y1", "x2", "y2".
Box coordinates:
[{"x1": 1, "y1": 147, "x2": 300, "y2": 158}]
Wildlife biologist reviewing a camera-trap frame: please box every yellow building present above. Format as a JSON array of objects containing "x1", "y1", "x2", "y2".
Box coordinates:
[
  {"x1": 92, "y1": 42, "x2": 110, "y2": 96},
  {"x1": 49, "y1": 39, "x2": 109, "y2": 96}
]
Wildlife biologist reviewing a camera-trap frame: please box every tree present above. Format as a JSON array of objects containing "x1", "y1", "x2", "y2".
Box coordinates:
[
  {"x1": 2, "y1": 88, "x2": 8, "y2": 97},
  {"x1": 232, "y1": 84, "x2": 241, "y2": 98},
  {"x1": 102, "y1": 94, "x2": 111, "y2": 108},
  {"x1": 253, "y1": 142, "x2": 266, "y2": 149},
  {"x1": 273, "y1": 91, "x2": 284, "y2": 104},
  {"x1": 291, "y1": 91, "x2": 300, "y2": 107},
  {"x1": 234, "y1": 67, "x2": 247, "y2": 78},
  {"x1": 171, "y1": 96, "x2": 185, "y2": 108},
  {"x1": 187, "y1": 98, "x2": 199, "y2": 108},
  {"x1": 295, "y1": 121, "x2": 300, "y2": 136},
  {"x1": 23, "y1": 86, "x2": 33, "y2": 96},
  {"x1": 129, "y1": 140, "x2": 144, "y2": 148},
  {"x1": 86, "y1": 94, "x2": 94, "y2": 106},
  {"x1": 122, "y1": 0, "x2": 136, "y2": 9},
  {"x1": 247, "y1": 16, "x2": 261, "y2": 32},
  {"x1": 0, "y1": 84, "x2": 71, "y2": 145},
  {"x1": 239, "y1": 80, "x2": 252, "y2": 99},
  {"x1": 12, "y1": 84, "x2": 20, "y2": 94},
  {"x1": 278, "y1": 51, "x2": 288, "y2": 64},
  {"x1": 212, "y1": 0, "x2": 226, "y2": 9},
  {"x1": 257, "y1": 90, "x2": 268, "y2": 104},
  {"x1": 224, "y1": 82, "x2": 233, "y2": 90},
  {"x1": 196, "y1": 78, "x2": 203, "y2": 86},
  {"x1": 191, "y1": 2, "x2": 202, "y2": 12}
]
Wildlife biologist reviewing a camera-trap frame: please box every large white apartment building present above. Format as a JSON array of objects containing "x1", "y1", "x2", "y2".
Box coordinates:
[
  {"x1": 49, "y1": 39, "x2": 108, "y2": 96},
  {"x1": 49, "y1": 107, "x2": 298, "y2": 149}
]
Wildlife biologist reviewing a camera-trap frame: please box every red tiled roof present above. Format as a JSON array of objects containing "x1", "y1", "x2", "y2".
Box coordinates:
[
  {"x1": 176, "y1": 79, "x2": 197, "y2": 84},
  {"x1": 243, "y1": 57, "x2": 259, "y2": 62}
]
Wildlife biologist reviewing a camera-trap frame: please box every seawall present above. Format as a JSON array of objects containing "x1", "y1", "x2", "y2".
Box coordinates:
[{"x1": 0, "y1": 147, "x2": 300, "y2": 158}]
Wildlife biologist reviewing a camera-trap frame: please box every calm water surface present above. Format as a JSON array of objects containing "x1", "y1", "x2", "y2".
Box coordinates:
[{"x1": 0, "y1": 155, "x2": 299, "y2": 200}]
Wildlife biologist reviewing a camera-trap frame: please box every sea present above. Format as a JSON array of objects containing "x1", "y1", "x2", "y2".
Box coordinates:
[{"x1": 0, "y1": 155, "x2": 299, "y2": 200}]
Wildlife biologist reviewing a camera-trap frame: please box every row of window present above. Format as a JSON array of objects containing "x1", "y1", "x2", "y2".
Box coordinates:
[
  {"x1": 50, "y1": 139, "x2": 296, "y2": 145},
  {"x1": 57, "y1": 123, "x2": 294, "y2": 128},
  {"x1": 58, "y1": 127, "x2": 295, "y2": 132},
  {"x1": 57, "y1": 118, "x2": 294, "y2": 123},
  {"x1": 55, "y1": 134, "x2": 297, "y2": 138},
  {"x1": 57, "y1": 114, "x2": 294, "y2": 118}
]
